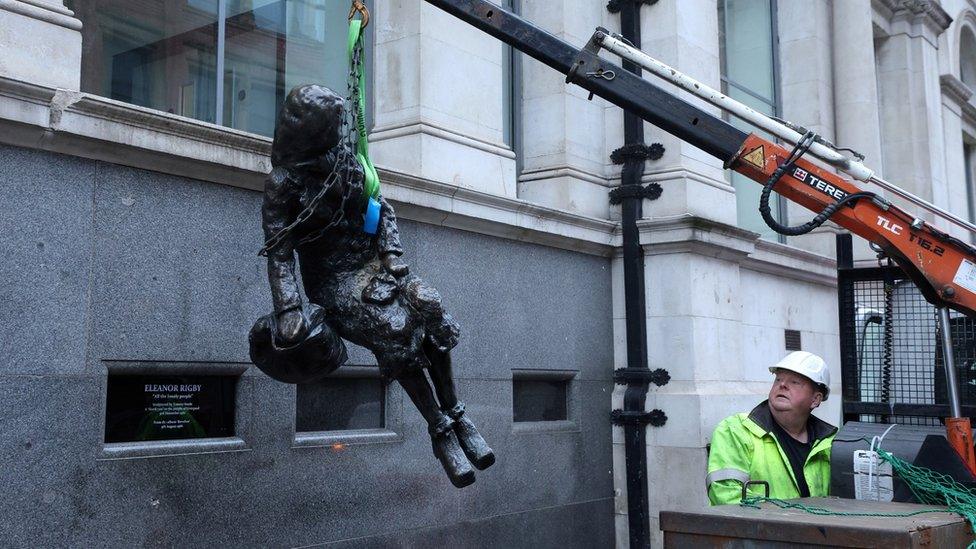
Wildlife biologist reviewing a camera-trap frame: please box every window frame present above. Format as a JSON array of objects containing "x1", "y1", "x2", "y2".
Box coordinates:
[
  {"x1": 68, "y1": 0, "x2": 373, "y2": 138},
  {"x1": 718, "y1": 0, "x2": 787, "y2": 244},
  {"x1": 511, "y1": 368, "x2": 579, "y2": 434},
  {"x1": 960, "y1": 25, "x2": 976, "y2": 90},
  {"x1": 98, "y1": 360, "x2": 252, "y2": 460},
  {"x1": 291, "y1": 365, "x2": 403, "y2": 448}
]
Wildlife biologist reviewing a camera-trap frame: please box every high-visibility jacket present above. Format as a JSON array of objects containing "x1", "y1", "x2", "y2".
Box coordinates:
[{"x1": 706, "y1": 401, "x2": 837, "y2": 505}]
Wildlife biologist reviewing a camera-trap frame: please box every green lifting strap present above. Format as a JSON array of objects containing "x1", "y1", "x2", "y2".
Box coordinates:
[{"x1": 348, "y1": 18, "x2": 380, "y2": 202}]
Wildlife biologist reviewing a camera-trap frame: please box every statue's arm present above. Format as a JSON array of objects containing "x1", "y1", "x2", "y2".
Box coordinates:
[
  {"x1": 376, "y1": 195, "x2": 409, "y2": 277},
  {"x1": 262, "y1": 168, "x2": 303, "y2": 315},
  {"x1": 377, "y1": 195, "x2": 404, "y2": 256}
]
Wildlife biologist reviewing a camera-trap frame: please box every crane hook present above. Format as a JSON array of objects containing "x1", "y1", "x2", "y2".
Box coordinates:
[{"x1": 349, "y1": 0, "x2": 370, "y2": 29}]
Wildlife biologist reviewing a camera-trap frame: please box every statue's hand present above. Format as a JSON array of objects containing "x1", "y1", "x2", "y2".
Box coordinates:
[
  {"x1": 382, "y1": 252, "x2": 409, "y2": 277},
  {"x1": 276, "y1": 308, "x2": 309, "y2": 345}
]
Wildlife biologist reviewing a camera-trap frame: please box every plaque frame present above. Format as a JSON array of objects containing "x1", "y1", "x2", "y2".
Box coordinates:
[{"x1": 98, "y1": 360, "x2": 253, "y2": 460}]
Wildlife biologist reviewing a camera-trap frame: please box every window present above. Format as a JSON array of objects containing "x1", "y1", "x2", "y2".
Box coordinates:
[
  {"x1": 296, "y1": 375, "x2": 386, "y2": 433},
  {"x1": 513, "y1": 379, "x2": 567, "y2": 421},
  {"x1": 512, "y1": 369, "x2": 576, "y2": 423},
  {"x1": 67, "y1": 0, "x2": 371, "y2": 137},
  {"x1": 961, "y1": 27, "x2": 976, "y2": 89},
  {"x1": 718, "y1": 0, "x2": 785, "y2": 242}
]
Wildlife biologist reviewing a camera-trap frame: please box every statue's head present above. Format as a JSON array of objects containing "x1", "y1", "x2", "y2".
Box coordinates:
[{"x1": 271, "y1": 84, "x2": 345, "y2": 168}]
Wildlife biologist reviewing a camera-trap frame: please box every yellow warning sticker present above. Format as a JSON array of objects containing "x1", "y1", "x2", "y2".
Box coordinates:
[{"x1": 742, "y1": 146, "x2": 765, "y2": 169}]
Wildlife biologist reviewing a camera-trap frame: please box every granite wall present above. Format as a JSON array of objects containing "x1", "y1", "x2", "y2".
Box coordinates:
[{"x1": 0, "y1": 143, "x2": 614, "y2": 547}]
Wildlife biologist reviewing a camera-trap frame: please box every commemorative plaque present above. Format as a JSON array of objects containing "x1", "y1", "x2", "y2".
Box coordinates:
[{"x1": 104, "y1": 375, "x2": 237, "y2": 443}]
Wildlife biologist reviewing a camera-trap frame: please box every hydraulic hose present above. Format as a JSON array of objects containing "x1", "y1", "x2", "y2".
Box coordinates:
[{"x1": 759, "y1": 131, "x2": 877, "y2": 236}]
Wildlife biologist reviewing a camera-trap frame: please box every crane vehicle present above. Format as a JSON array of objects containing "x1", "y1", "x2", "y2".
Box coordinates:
[{"x1": 420, "y1": 0, "x2": 976, "y2": 480}]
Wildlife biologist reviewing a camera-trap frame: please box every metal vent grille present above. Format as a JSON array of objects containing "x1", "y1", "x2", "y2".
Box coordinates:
[{"x1": 785, "y1": 329, "x2": 802, "y2": 351}]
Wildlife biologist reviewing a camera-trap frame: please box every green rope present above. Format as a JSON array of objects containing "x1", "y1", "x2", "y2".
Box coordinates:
[
  {"x1": 740, "y1": 496, "x2": 947, "y2": 518},
  {"x1": 739, "y1": 446, "x2": 976, "y2": 548}
]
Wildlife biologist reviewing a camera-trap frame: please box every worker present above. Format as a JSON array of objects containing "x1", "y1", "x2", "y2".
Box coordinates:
[{"x1": 706, "y1": 351, "x2": 837, "y2": 505}]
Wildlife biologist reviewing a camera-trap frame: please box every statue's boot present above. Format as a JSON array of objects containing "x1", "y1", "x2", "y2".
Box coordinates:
[
  {"x1": 447, "y1": 403, "x2": 495, "y2": 470},
  {"x1": 430, "y1": 416, "x2": 476, "y2": 488}
]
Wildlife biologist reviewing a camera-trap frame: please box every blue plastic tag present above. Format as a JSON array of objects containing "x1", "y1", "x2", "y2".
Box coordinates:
[{"x1": 363, "y1": 197, "x2": 381, "y2": 234}]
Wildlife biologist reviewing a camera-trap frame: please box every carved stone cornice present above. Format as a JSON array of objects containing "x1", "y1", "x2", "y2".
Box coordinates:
[
  {"x1": 942, "y1": 73, "x2": 976, "y2": 125},
  {"x1": 941, "y1": 73, "x2": 974, "y2": 109},
  {"x1": 963, "y1": 102, "x2": 976, "y2": 126},
  {"x1": 873, "y1": 0, "x2": 952, "y2": 43}
]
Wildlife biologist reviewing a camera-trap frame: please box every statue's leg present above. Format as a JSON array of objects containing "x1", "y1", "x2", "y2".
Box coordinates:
[
  {"x1": 424, "y1": 341, "x2": 495, "y2": 470},
  {"x1": 398, "y1": 370, "x2": 475, "y2": 488},
  {"x1": 424, "y1": 338, "x2": 458, "y2": 408}
]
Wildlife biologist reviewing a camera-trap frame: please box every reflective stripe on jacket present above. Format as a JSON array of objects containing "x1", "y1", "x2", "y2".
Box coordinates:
[{"x1": 706, "y1": 401, "x2": 837, "y2": 506}]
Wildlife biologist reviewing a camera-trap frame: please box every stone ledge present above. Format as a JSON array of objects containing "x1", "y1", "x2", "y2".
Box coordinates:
[
  {"x1": 519, "y1": 165, "x2": 611, "y2": 188},
  {"x1": 371, "y1": 119, "x2": 516, "y2": 160},
  {"x1": 0, "y1": 75, "x2": 619, "y2": 256},
  {"x1": 381, "y1": 168, "x2": 618, "y2": 256},
  {"x1": 292, "y1": 429, "x2": 402, "y2": 448},
  {"x1": 0, "y1": 0, "x2": 82, "y2": 30},
  {"x1": 637, "y1": 214, "x2": 757, "y2": 261},
  {"x1": 642, "y1": 166, "x2": 734, "y2": 195},
  {"x1": 746, "y1": 238, "x2": 837, "y2": 286},
  {"x1": 512, "y1": 420, "x2": 581, "y2": 435},
  {"x1": 98, "y1": 437, "x2": 250, "y2": 461},
  {"x1": 635, "y1": 214, "x2": 837, "y2": 286}
]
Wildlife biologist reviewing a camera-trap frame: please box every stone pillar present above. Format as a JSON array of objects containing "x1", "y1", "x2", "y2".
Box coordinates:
[
  {"x1": 635, "y1": 0, "x2": 732, "y2": 226},
  {"x1": 940, "y1": 74, "x2": 974, "y2": 242},
  {"x1": 778, "y1": 0, "x2": 838, "y2": 258},
  {"x1": 832, "y1": 0, "x2": 885, "y2": 177},
  {"x1": 517, "y1": 0, "x2": 610, "y2": 218},
  {"x1": 875, "y1": 1, "x2": 952, "y2": 221},
  {"x1": 0, "y1": 0, "x2": 82, "y2": 90},
  {"x1": 369, "y1": 0, "x2": 517, "y2": 197},
  {"x1": 831, "y1": 0, "x2": 887, "y2": 262},
  {"x1": 632, "y1": 218, "x2": 754, "y2": 548}
]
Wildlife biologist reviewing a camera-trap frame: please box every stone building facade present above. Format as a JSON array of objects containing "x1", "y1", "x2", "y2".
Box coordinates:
[{"x1": 0, "y1": 0, "x2": 971, "y2": 547}]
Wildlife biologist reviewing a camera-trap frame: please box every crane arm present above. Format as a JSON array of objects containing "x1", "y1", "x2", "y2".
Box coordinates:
[{"x1": 424, "y1": 0, "x2": 976, "y2": 317}]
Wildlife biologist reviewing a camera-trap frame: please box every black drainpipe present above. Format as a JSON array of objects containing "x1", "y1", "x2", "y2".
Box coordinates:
[{"x1": 606, "y1": 1, "x2": 669, "y2": 548}]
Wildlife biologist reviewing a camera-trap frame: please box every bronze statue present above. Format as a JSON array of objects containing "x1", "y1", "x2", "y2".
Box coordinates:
[{"x1": 249, "y1": 84, "x2": 493, "y2": 488}]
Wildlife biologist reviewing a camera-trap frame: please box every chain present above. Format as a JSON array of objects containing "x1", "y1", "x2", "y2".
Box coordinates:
[
  {"x1": 258, "y1": 25, "x2": 366, "y2": 257},
  {"x1": 348, "y1": 28, "x2": 365, "y2": 153}
]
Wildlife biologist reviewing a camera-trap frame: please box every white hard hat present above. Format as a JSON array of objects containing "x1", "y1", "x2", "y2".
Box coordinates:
[{"x1": 769, "y1": 351, "x2": 830, "y2": 401}]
